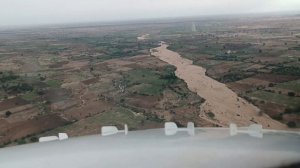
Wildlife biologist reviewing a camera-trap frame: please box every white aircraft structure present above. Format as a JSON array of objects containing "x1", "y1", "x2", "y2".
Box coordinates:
[{"x1": 0, "y1": 122, "x2": 300, "y2": 168}]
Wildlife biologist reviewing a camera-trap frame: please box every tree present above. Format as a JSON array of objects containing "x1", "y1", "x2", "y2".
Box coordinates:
[
  {"x1": 287, "y1": 121, "x2": 297, "y2": 128},
  {"x1": 5, "y1": 111, "x2": 12, "y2": 118},
  {"x1": 17, "y1": 139, "x2": 26, "y2": 145},
  {"x1": 207, "y1": 112, "x2": 215, "y2": 118},
  {"x1": 39, "y1": 76, "x2": 46, "y2": 81},
  {"x1": 30, "y1": 137, "x2": 39, "y2": 142},
  {"x1": 288, "y1": 92, "x2": 295, "y2": 97}
]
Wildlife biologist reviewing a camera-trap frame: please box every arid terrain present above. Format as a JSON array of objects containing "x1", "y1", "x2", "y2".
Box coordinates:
[{"x1": 0, "y1": 14, "x2": 300, "y2": 147}]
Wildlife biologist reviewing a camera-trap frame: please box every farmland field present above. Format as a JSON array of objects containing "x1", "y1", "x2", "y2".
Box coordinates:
[{"x1": 1, "y1": 14, "x2": 300, "y2": 147}]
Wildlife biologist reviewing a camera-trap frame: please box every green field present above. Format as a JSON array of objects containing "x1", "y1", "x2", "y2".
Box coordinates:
[
  {"x1": 21, "y1": 92, "x2": 37, "y2": 101},
  {"x1": 276, "y1": 79, "x2": 300, "y2": 92},
  {"x1": 31, "y1": 107, "x2": 145, "y2": 136},
  {"x1": 45, "y1": 79, "x2": 62, "y2": 88},
  {"x1": 125, "y1": 67, "x2": 177, "y2": 96},
  {"x1": 248, "y1": 90, "x2": 300, "y2": 108}
]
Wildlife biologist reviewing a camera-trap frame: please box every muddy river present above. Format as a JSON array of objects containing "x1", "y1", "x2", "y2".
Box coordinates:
[{"x1": 151, "y1": 42, "x2": 284, "y2": 129}]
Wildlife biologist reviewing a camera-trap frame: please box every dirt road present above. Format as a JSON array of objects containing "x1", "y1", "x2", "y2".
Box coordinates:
[{"x1": 151, "y1": 42, "x2": 285, "y2": 129}]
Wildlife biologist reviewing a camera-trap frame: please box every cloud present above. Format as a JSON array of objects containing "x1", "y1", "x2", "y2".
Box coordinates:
[{"x1": 0, "y1": 0, "x2": 299, "y2": 26}]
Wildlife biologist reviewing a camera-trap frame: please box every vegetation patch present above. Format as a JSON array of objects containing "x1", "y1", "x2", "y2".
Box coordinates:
[
  {"x1": 276, "y1": 79, "x2": 300, "y2": 92},
  {"x1": 125, "y1": 66, "x2": 178, "y2": 96},
  {"x1": 247, "y1": 90, "x2": 300, "y2": 109},
  {"x1": 21, "y1": 92, "x2": 38, "y2": 101},
  {"x1": 219, "y1": 73, "x2": 253, "y2": 83},
  {"x1": 0, "y1": 71, "x2": 35, "y2": 97},
  {"x1": 45, "y1": 79, "x2": 62, "y2": 88},
  {"x1": 206, "y1": 112, "x2": 215, "y2": 119},
  {"x1": 272, "y1": 66, "x2": 300, "y2": 76}
]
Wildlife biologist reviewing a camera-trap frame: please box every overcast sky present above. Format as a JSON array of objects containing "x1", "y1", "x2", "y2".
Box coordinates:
[{"x1": 1, "y1": 0, "x2": 300, "y2": 27}]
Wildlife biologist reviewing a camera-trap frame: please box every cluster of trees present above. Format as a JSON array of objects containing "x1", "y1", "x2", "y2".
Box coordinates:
[
  {"x1": 219, "y1": 73, "x2": 251, "y2": 83},
  {"x1": 287, "y1": 121, "x2": 297, "y2": 128},
  {"x1": 0, "y1": 71, "x2": 34, "y2": 95},
  {"x1": 289, "y1": 45, "x2": 300, "y2": 51},
  {"x1": 287, "y1": 92, "x2": 296, "y2": 97},
  {"x1": 5, "y1": 111, "x2": 12, "y2": 118},
  {"x1": 0, "y1": 71, "x2": 19, "y2": 83},
  {"x1": 75, "y1": 34, "x2": 158, "y2": 61},
  {"x1": 1, "y1": 83, "x2": 33, "y2": 93},
  {"x1": 160, "y1": 66, "x2": 178, "y2": 84},
  {"x1": 272, "y1": 66, "x2": 300, "y2": 76},
  {"x1": 207, "y1": 112, "x2": 215, "y2": 119},
  {"x1": 284, "y1": 106, "x2": 300, "y2": 114},
  {"x1": 213, "y1": 54, "x2": 238, "y2": 61}
]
